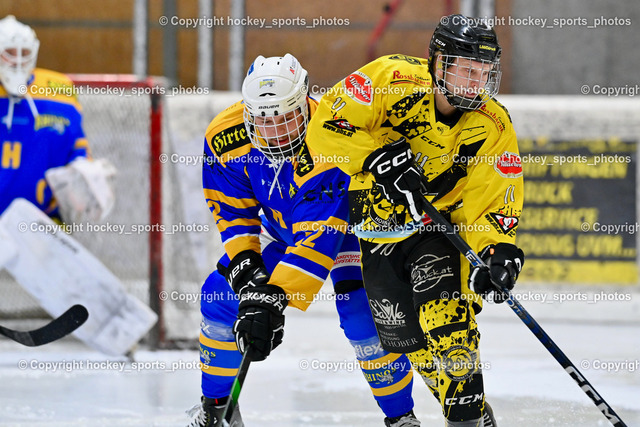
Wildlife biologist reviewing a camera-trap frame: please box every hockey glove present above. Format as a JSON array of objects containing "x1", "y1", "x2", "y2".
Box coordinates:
[
  {"x1": 233, "y1": 284, "x2": 287, "y2": 361},
  {"x1": 469, "y1": 243, "x2": 525, "y2": 303},
  {"x1": 225, "y1": 250, "x2": 270, "y2": 294},
  {"x1": 362, "y1": 138, "x2": 427, "y2": 222}
]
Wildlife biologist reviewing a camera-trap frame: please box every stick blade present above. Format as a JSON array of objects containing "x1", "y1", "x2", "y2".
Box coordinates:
[{"x1": 0, "y1": 304, "x2": 89, "y2": 346}]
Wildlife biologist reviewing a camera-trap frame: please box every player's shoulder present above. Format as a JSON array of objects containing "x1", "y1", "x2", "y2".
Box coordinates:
[
  {"x1": 337, "y1": 55, "x2": 430, "y2": 106},
  {"x1": 469, "y1": 97, "x2": 514, "y2": 135},
  {"x1": 382, "y1": 54, "x2": 428, "y2": 67},
  {"x1": 293, "y1": 143, "x2": 345, "y2": 189},
  {"x1": 205, "y1": 101, "x2": 252, "y2": 161},
  {"x1": 27, "y1": 68, "x2": 82, "y2": 109},
  {"x1": 32, "y1": 68, "x2": 72, "y2": 84},
  {"x1": 328, "y1": 55, "x2": 429, "y2": 108},
  {"x1": 308, "y1": 96, "x2": 319, "y2": 111},
  {"x1": 366, "y1": 54, "x2": 430, "y2": 84}
]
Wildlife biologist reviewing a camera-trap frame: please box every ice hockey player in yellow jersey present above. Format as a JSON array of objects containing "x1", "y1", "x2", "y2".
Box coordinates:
[{"x1": 307, "y1": 14, "x2": 525, "y2": 426}]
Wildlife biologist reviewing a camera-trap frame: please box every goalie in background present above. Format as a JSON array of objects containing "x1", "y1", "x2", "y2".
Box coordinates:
[
  {"x1": 0, "y1": 15, "x2": 115, "y2": 225},
  {"x1": 307, "y1": 14, "x2": 525, "y2": 427},
  {"x1": 0, "y1": 16, "x2": 154, "y2": 357},
  {"x1": 187, "y1": 54, "x2": 419, "y2": 427}
]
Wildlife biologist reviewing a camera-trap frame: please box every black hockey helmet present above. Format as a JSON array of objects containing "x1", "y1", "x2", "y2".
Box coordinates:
[
  {"x1": 428, "y1": 14, "x2": 502, "y2": 111},
  {"x1": 429, "y1": 14, "x2": 501, "y2": 63}
]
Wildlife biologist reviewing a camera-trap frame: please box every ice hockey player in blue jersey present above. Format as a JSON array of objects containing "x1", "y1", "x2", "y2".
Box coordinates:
[
  {"x1": 186, "y1": 54, "x2": 420, "y2": 427},
  {"x1": 0, "y1": 16, "x2": 153, "y2": 358},
  {"x1": 0, "y1": 15, "x2": 114, "y2": 224}
]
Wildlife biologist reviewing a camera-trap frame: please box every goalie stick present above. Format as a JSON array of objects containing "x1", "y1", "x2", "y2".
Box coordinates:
[
  {"x1": 221, "y1": 347, "x2": 251, "y2": 427},
  {"x1": 0, "y1": 304, "x2": 88, "y2": 347},
  {"x1": 415, "y1": 196, "x2": 628, "y2": 427}
]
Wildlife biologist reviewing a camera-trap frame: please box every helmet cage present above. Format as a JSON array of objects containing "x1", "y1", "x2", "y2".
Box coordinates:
[
  {"x1": 429, "y1": 14, "x2": 502, "y2": 111},
  {"x1": 243, "y1": 102, "x2": 309, "y2": 161},
  {"x1": 433, "y1": 53, "x2": 501, "y2": 111}
]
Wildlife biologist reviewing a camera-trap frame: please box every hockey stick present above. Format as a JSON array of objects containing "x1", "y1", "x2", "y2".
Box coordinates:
[
  {"x1": 221, "y1": 347, "x2": 252, "y2": 426},
  {"x1": 415, "y1": 196, "x2": 628, "y2": 427},
  {"x1": 0, "y1": 304, "x2": 88, "y2": 347}
]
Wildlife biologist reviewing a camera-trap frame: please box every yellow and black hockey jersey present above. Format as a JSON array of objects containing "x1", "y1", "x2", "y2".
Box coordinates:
[{"x1": 307, "y1": 54, "x2": 523, "y2": 253}]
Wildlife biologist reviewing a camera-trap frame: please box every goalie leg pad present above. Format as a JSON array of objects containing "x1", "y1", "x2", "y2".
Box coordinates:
[
  {"x1": 0, "y1": 222, "x2": 18, "y2": 269},
  {"x1": 200, "y1": 269, "x2": 242, "y2": 399},
  {"x1": 336, "y1": 287, "x2": 415, "y2": 419},
  {"x1": 0, "y1": 199, "x2": 156, "y2": 356}
]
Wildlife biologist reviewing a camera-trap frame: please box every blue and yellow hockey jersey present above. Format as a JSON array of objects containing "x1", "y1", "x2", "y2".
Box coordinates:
[
  {"x1": 0, "y1": 68, "x2": 90, "y2": 217},
  {"x1": 203, "y1": 99, "x2": 356, "y2": 311}
]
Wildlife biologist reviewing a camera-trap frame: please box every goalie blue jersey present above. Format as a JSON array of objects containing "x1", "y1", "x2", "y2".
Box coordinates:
[
  {"x1": 0, "y1": 68, "x2": 90, "y2": 217},
  {"x1": 203, "y1": 99, "x2": 360, "y2": 311}
]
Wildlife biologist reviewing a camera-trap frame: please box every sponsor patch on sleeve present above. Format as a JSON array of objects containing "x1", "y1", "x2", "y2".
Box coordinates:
[
  {"x1": 322, "y1": 119, "x2": 358, "y2": 137},
  {"x1": 494, "y1": 151, "x2": 523, "y2": 178},
  {"x1": 342, "y1": 71, "x2": 373, "y2": 105},
  {"x1": 209, "y1": 123, "x2": 249, "y2": 157},
  {"x1": 486, "y1": 212, "x2": 519, "y2": 236}
]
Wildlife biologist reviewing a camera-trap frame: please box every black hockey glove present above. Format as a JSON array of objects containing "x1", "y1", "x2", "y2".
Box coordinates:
[
  {"x1": 225, "y1": 250, "x2": 270, "y2": 295},
  {"x1": 469, "y1": 243, "x2": 525, "y2": 303},
  {"x1": 225, "y1": 250, "x2": 286, "y2": 361},
  {"x1": 233, "y1": 284, "x2": 287, "y2": 362},
  {"x1": 362, "y1": 138, "x2": 427, "y2": 222}
]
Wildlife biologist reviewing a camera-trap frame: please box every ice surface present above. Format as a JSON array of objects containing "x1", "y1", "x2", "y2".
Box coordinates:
[{"x1": 0, "y1": 286, "x2": 639, "y2": 426}]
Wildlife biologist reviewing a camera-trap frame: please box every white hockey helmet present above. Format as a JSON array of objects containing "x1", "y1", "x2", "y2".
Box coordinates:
[
  {"x1": 242, "y1": 53, "x2": 309, "y2": 161},
  {"x1": 0, "y1": 15, "x2": 39, "y2": 97}
]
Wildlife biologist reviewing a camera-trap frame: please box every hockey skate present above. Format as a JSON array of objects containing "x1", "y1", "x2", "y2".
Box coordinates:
[
  {"x1": 482, "y1": 401, "x2": 497, "y2": 427},
  {"x1": 384, "y1": 409, "x2": 421, "y2": 426},
  {"x1": 186, "y1": 396, "x2": 244, "y2": 427}
]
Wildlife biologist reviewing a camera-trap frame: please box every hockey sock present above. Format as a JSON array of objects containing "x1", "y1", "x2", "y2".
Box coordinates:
[
  {"x1": 358, "y1": 350, "x2": 415, "y2": 418},
  {"x1": 406, "y1": 346, "x2": 440, "y2": 400},
  {"x1": 200, "y1": 318, "x2": 243, "y2": 399},
  {"x1": 336, "y1": 287, "x2": 415, "y2": 418},
  {"x1": 417, "y1": 298, "x2": 485, "y2": 423}
]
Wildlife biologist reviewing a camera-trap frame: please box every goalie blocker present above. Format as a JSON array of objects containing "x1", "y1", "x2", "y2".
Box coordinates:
[{"x1": 45, "y1": 157, "x2": 117, "y2": 224}]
